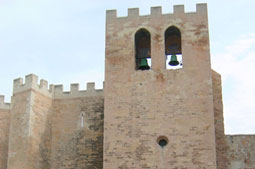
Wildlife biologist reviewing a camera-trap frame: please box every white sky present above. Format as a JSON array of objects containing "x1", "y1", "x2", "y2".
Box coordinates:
[{"x1": 0, "y1": 0, "x2": 255, "y2": 134}]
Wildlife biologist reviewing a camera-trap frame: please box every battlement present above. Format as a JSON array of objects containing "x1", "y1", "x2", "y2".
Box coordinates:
[
  {"x1": 13, "y1": 74, "x2": 104, "y2": 99},
  {"x1": 54, "y1": 82, "x2": 103, "y2": 99},
  {"x1": 0, "y1": 95, "x2": 10, "y2": 110},
  {"x1": 106, "y1": 3, "x2": 207, "y2": 20},
  {"x1": 13, "y1": 74, "x2": 54, "y2": 97}
]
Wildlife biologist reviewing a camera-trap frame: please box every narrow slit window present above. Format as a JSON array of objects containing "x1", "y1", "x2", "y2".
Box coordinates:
[
  {"x1": 135, "y1": 29, "x2": 151, "y2": 70},
  {"x1": 165, "y1": 26, "x2": 183, "y2": 70},
  {"x1": 81, "y1": 112, "x2": 85, "y2": 128}
]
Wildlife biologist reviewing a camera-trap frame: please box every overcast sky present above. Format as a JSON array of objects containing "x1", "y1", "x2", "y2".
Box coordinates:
[{"x1": 0, "y1": 0, "x2": 255, "y2": 134}]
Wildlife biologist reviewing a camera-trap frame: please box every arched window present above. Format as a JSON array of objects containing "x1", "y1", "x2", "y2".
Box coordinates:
[
  {"x1": 135, "y1": 29, "x2": 151, "y2": 70},
  {"x1": 165, "y1": 26, "x2": 182, "y2": 69}
]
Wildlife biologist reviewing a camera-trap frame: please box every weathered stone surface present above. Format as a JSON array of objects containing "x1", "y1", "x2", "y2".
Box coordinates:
[
  {"x1": 7, "y1": 89, "x2": 52, "y2": 169},
  {"x1": 212, "y1": 70, "x2": 228, "y2": 169},
  {"x1": 226, "y1": 135, "x2": 255, "y2": 169},
  {"x1": 7, "y1": 90, "x2": 32, "y2": 169},
  {"x1": 0, "y1": 97, "x2": 10, "y2": 169},
  {"x1": 104, "y1": 3, "x2": 217, "y2": 169},
  {"x1": 7, "y1": 76, "x2": 104, "y2": 169},
  {"x1": 51, "y1": 96, "x2": 104, "y2": 169},
  {"x1": 0, "y1": 4, "x2": 255, "y2": 169}
]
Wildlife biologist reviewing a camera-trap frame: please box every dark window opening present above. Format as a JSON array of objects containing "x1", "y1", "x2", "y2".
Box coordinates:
[
  {"x1": 157, "y1": 136, "x2": 168, "y2": 148},
  {"x1": 165, "y1": 26, "x2": 183, "y2": 69},
  {"x1": 135, "y1": 29, "x2": 151, "y2": 70},
  {"x1": 159, "y1": 139, "x2": 167, "y2": 147}
]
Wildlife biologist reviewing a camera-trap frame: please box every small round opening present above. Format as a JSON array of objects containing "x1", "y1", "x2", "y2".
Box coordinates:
[
  {"x1": 159, "y1": 139, "x2": 167, "y2": 147},
  {"x1": 157, "y1": 136, "x2": 168, "y2": 148}
]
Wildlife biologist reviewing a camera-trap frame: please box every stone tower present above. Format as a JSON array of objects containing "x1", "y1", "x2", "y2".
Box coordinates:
[
  {"x1": 1, "y1": 3, "x2": 255, "y2": 169},
  {"x1": 104, "y1": 4, "x2": 217, "y2": 168}
]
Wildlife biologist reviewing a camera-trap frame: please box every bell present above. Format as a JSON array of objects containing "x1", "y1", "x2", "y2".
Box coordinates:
[
  {"x1": 168, "y1": 54, "x2": 179, "y2": 66},
  {"x1": 138, "y1": 58, "x2": 150, "y2": 70}
]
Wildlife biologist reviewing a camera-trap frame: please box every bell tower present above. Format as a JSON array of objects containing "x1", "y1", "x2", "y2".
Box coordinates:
[{"x1": 104, "y1": 4, "x2": 217, "y2": 169}]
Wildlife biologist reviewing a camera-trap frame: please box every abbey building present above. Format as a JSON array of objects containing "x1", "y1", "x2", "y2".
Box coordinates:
[{"x1": 0, "y1": 4, "x2": 254, "y2": 169}]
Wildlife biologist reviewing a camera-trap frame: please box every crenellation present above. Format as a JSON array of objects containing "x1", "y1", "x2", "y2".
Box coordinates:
[
  {"x1": 106, "y1": 10, "x2": 117, "y2": 20},
  {"x1": 13, "y1": 74, "x2": 38, "y2": 93},
  {"x1": 13, "y1": 74, "x2": 53, "y2": 97},
  {"x1": 128, "y1": 8, "x2": 139, "y2": 17},
  {"x1": 70, "y1": 83, "x2": 79, "y2": 94},
  {"x1": 196, "y1": 3, "x2": 207, "y2": 14},
  {"x1": 107, "y1": 4, "x2": 207, "y2": 21},
  {"x1": 173, "y1": 5, "x2": 184, "y2": 14},
  {"x1": 87, "y1": 82, "x2": 95, "y2": 91},
  {"x1": 40, "y1": 79, "x2": 55, "y2": 92},
  {"x1": 25, "y1": 73, "x2": 38, "y2": 85},
  {"x1": 40, "y1": 79, "x2": 48, "y2": 89},
  {"x1": 150, "y1": 6, "x2": 162, "y2": 16},
  {"x1": 13, "y1": 77, "x2": 23, "y2": 88},
  {"x1": 0, "y1": 95, "x2": 10, "y2": 110},
  {"x1": 53, "y1": 82, "x2": 103, "y2": 99},
  {"x1": 54, "y1": 84, "x2": 63, "y2": 92},
  {"x1": 0, "y1": 95, "x2": 4, "y2": 103},
  {"x1": 49, "y1": 84, "x2": 54, "y2": 92},
  {"x1": 1, "y1": 4, "x2": 255, "y2": 169}
]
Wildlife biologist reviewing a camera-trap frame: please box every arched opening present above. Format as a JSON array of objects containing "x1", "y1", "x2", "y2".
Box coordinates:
[
  {"x1": 165, "y1": 26, "x2": 183, "y2": 69},
  {"x1": 135, "y1": 29, "x2": 151, "y2": 70}
]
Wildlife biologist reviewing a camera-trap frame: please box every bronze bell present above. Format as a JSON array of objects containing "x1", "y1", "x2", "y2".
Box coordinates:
[
  {"x1": 138, "y1": 58, "x2": 150, "y2": 70},
  {"x1": 168, "y1": 54, "x2": 179, "y2": 66}
]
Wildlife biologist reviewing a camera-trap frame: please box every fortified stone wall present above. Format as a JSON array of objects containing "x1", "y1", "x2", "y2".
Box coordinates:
[
  {"x1": 1, "y1": 72, "x2": 255, "y2": 169},
  {"x1": 1, "y1": 3, "x2": 255, "y2": 169},
  {"x1": 7, "y1": 74, "x2": 53, "y2": 169},
  {"x1": 29, "y1": 87, "x2": 52, "y2": 168},
  {"x1": 225, "y1": 135, "x2": 255, "y2": 169},
  {"x1": 211, "y1": 71, "x2": 255, "y2": 169},
  {"x1": 0, "y1": 96, "x2": 10, "y2": 169},
  {"x1": 6, "y1": 74, "x2": 104, "y2": 169},
  {"x1": 212, "y1": 70, "x2": 228, "y2": 169},
  {"x1": 50, "y1": 83, "x2": 104, "y2": 169}
]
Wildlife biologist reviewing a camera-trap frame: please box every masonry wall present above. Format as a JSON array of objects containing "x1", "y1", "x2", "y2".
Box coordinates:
[
  {"x1": 2, "y1": 4, "x2": 255, "y2": 169},
  {"x1": 6, "y1": 75, "x2": 104, "y2": 169},
  {"x1": 225, "y1": 135, "x2": 255, "y2": 169},
  {"x1": 212, "y1": 70, "x2": 228, "y2": 169},
  {"x1": 7, "y1": 74, "x2": 53, "y2": 169},
  {"x1": 104, "y1": 4, "x2": 217, "y2": 169},
  {"x1": 50, "y1": 84, "x2": 104, "y2": 169},
  {"x1": 7, "y1": 89, "x2": 33, "y2": 169},
  {"x1": 28, "y1": 90, "x2": 52, "y2": 169},
  {"x1": 0, "y1": 96, "x2": 10, "y2": 169},
  {"x1": 212, "y1": 71, "x2": 255, "y2": 169}
]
